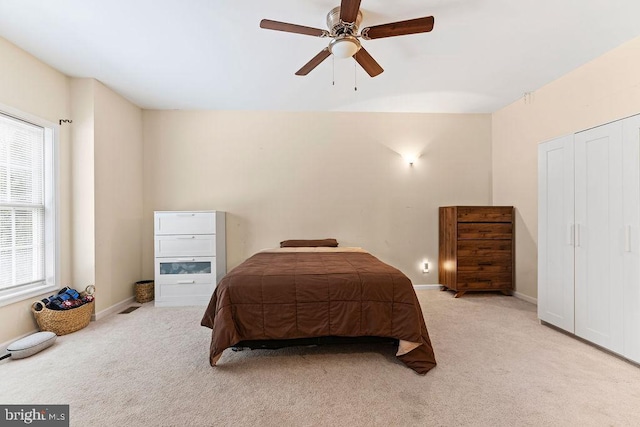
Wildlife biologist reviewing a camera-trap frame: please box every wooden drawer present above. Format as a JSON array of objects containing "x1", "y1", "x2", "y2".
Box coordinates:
[
  {"x1": 155, "y1": 235, "x2": 216, "y2": 257},
  {"x1": 457, "y1": 240, "x2": 512, "y2": 256},
  {"x1": 457, "y1": 207, "x2": 513, "y2": 223},
  {"x1": 155, "y1": 211, "x2": 216, "y2": 235},
  {"x1": 456, "y1": 272, "x2": 513, "y2": 290},
  {"x1": 457, "y1": 257, "x2": 512, "y2": 272},
  {"x1": 457, "y1": 223, "x2": 512, "y2": 239}
]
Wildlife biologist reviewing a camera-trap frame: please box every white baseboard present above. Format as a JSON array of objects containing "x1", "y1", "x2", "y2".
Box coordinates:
[
  {"x1": 513, "y1": 291, "x2": 537, "y2": 305},
  {"x1": 92, "y1": 296, "x2": 137, "y2": 321},
  {"x1": 413, "y1": 284, "x2": 538, "y2": 305},
  {"x1": 413, "y1": 284, "x2": 442, "y2": 290}
]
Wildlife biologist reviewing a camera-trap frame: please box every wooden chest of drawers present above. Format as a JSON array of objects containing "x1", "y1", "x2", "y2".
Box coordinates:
[{"x1": 438, "y1": 206, "x2": 514, "y2": 297}]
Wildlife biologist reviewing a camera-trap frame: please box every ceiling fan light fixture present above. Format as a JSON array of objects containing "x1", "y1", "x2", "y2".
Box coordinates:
[{"x1": 329, "y1": 36, "x2": 361, "y2": 59}]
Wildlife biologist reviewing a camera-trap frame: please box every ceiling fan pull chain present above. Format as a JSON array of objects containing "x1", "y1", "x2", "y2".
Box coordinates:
[
  {"x1": 354, "y1": 57, "x2": 358, "y2": 91},
  {"x1": 332, "y1": 55, "x2": 335, "y2": 86}
]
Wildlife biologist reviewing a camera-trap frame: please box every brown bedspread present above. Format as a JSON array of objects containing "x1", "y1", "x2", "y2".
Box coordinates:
[{"x1": 201, "y1": 249, "x2": 437, "y2": 374}]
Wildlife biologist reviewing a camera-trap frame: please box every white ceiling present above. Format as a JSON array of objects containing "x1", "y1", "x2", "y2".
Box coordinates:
[{"x1": 1, "y1": 0, "x2": 640, "y2": 113}]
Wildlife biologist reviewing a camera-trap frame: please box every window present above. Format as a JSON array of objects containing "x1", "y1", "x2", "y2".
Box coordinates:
[{"x1": 0, "y1": 106, "x2": 58, "y2": 306}]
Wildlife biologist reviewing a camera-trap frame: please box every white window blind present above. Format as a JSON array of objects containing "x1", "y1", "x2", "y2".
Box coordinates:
[{"x1": 0, "y1": 113, "x2": 46, "y2": 292}]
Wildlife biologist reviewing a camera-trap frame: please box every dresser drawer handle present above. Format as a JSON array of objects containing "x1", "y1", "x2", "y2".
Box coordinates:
[
  {"x1": 176, "y1": 213, "x2": 196, "y2": 217},
  {"x1": 177, "y1": 280, "x2": 196, "y2": 284},
  {"x1": 176, "y1": 258, "x2": 196, "y2": 262},
  {"x1": 177, "y1": 236, "x2": 196, "y2": 240}
]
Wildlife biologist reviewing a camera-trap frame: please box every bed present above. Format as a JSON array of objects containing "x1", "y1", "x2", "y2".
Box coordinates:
[{"x1": 200, "y1": 243, "x2": 437, "y2": 374}]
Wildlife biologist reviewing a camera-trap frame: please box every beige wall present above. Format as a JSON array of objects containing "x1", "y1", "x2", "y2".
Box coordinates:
[
  {"x1": 142, "y1": 111, "x2": 493, "y2": 284},
  {"x1": 0, "y1": 37, "x2": 72, "y2": 343},
  {"x1": 70, "y1": 79, "x2": 96, "y2": 292},
  {"x1": 94, "y1": 81, "x2": 144, "y2": 312},
  {"x1": 492, "y1": 35, "x2": 640, "y2": 299},
  {"x1": 69, "y1": 78, "x2": 144, "y2": 313}
]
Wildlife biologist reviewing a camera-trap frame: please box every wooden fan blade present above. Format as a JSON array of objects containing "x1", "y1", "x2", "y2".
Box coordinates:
[
  {"x1": 260, "y1": 19, "x2": 327, "y2": 37},
  {"x1": 295, "y1": 48, "x2": 332, "y2": 76},
  {"x1": 362, "y1": 16, "x2": 435, "y2": 40},
  {"x1": 340, "y1": 0, "x2": 362, "y2": 23},
  {"x1": 353, "y1": 47, "x2": 384, "y2": 77}
]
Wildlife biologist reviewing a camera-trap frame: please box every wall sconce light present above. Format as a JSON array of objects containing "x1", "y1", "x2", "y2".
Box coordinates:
[
  {"x1": 422, "y1": 260, "x2": 430, "y2": 273},
  {"x1": 402, "y1": 154, "x2": 418, "y2": 166}
]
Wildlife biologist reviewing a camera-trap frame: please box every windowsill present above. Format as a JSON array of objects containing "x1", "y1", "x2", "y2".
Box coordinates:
[{"x1": 0, "y1": 283, "x2": 59, "y2": 308}]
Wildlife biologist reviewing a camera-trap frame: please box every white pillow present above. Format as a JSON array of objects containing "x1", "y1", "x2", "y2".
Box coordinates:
[{"x1": 6, "y1": 331, "x2": 57, "y2": 359}]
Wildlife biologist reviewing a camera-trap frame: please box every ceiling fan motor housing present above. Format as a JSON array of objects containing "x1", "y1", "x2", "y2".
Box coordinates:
[{"x1": 327, "y1": 6, "x2": 362, "y2": 36}]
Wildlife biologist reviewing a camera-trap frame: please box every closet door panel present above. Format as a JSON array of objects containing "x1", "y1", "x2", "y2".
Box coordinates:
[
  {"x1": 538, "y1": 136, "x2": 575, "y2": 332},
  {"x1": 574, "y1": 122, "x2": 624, "y2": 353},
  {"x1": 622, "y1": 115, "x2": 640, "y2": 364}
]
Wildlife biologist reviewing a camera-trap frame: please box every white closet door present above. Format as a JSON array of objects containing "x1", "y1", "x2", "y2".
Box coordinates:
[
  {"x1": 574, "y1": 121, "x2": 624, "y2": 353},
  {"x1": 538, "y1": 135, "x2": 575, "y2": 332},
  {"x1": 622, "y1": 115, "x2": 640, "y2": 364}
]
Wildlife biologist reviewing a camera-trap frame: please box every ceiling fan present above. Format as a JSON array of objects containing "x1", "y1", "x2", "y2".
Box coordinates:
[{"x1": 259, "y1": 0, "x2": 435, "y2": 78}]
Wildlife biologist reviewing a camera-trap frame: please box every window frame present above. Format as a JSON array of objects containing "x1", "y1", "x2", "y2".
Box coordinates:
[{"x1": 0, "y1": 102, "x2": 59, "y2": 307}]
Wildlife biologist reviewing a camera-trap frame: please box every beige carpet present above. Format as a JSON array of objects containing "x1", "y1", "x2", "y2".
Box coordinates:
[{"x1": 2, "y1": 290, "x2": 640, "y2": 426}]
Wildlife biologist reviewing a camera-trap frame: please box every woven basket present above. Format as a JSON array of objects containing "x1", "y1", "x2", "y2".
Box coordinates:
[
  {"x1": 135, "y1": 280, "x2": 154, "y2": 303},
  {"x1": 31, "y1": 286, "x2": 95, "y2": 336}
]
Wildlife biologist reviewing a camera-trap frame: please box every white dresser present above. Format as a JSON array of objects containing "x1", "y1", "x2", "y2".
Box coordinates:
[{"x1": 154, "y1": 211, "x2": 226, "y2": 307}]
